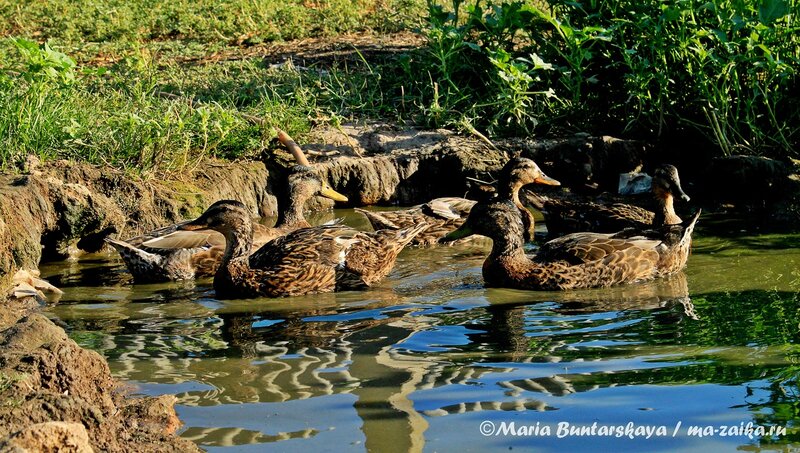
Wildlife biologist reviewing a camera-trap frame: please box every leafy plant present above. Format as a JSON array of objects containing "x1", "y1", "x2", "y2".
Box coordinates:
[
  {"x1": 10, "y1": 38, "x2": 76, "y2": 85},
  {"x1": 405, "y1": 0, "x2": 798, "y2": 155}
]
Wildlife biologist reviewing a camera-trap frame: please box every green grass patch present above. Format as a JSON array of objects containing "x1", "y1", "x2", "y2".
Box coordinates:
[
  {"x1": 0, "y1": 0, "x2": 797, "y2": 174},
  {"x1": 0, "y1": 0, "x2": 423, "y2": 47},
  {"x1": 0, "y1": 1, "x2": 425, "y2": 174}
]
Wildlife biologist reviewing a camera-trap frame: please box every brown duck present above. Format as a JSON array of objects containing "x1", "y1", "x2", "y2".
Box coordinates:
[
  {"x1": 355, "y1": 158, "x2": 560, "y2": 246},
  {"x1": 106, "y1": 165, "x2": 348, "y2": 282},
  {"x1": 527, "y1": 164, "x2": 690, "y2": 236},
  {"x1": 441, "y1": 198, "x2": 700, "y2": 290},
  {"x1": 179, "y1": 200, "x2": 428, "y2": 298}
]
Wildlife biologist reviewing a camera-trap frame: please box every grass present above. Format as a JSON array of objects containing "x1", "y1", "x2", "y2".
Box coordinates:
[
  {"x1": 395, "y1": 0, "x2": 799, "y2": 156},
  {"x1": 0, "y1": 0, "x2": 797, "y2": 174},
  {"x1": 0, "y1": 54, "x2": 371, "y2": 173},
  {"x1": 0, "y1": 0, "x2": 421, "y2": 51},
  {"x1": 0, "y1": 0, "x2": 427, "y2": 174}
]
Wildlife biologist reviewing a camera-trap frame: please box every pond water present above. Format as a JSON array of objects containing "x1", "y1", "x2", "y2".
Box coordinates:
[{"x1": 40, "y1": 209, "x2": 800, "y2": 452}]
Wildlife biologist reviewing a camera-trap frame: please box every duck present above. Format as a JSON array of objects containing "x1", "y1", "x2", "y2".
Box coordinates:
[
  {"x1": 178, "y1": 200, "x2": 428, "y2": 298},
  {"x1": 440, "y1": 198, "x2": 700, "y2": 290},
  {"x1": 525, "y1": 164, "x2": 690, "y2": 237},
  {"x1": 106, "y1": 165, "x2": 348, "y2": 282},
  {"x1": 355, "y1": 157, "x2": 561, "y2": 246}
]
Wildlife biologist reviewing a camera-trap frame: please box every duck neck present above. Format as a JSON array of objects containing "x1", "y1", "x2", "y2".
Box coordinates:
[
  {"x1": 497, "y1": 180, "x2": 523, "y2": 207},
  {"x1": 489, "y1": 227, "x2": 528, "y2": 262},
  {"x1": 220, "y1": 222, "x2": 254, "y2": 267},
  {"x1": 499, "y1": 181, "x2": 534, "y2": 240},
  {"x1": 654, "y1": 193, "x2": 681, "y2": 225},
  {"x1": 275, "y1": 189, "x2": 308, "y2": 229}
]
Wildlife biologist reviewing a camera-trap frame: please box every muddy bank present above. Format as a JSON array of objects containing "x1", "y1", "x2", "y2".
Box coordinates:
[
  {"x1": 0, "y1": 127, "x2": 504, "y2": 278},
  {"x1": 0, "y1": 290, "x2": 200, "y2": 452}
]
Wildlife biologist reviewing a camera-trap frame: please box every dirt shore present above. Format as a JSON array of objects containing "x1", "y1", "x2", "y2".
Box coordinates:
[{"x1": 0, "y1": 290, "x2": 202, "y2": 452}]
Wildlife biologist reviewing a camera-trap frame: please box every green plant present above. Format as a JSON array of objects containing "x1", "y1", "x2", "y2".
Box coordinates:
[
  {"x1": 9, "y1": 37, "x2": 76, "y2": 85},
  {"x1": 405, "y1": 0, "x2": 798, "y2": 155},
  {"x1": 544, "y1": 0, "x2": 798, "y2": 154}
]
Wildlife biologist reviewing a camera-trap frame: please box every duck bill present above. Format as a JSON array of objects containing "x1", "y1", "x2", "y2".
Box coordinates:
[
  {"x1": 674, "y1": 183, "x2": 691, "y2": 202},
  {"x1": 534, "y1": 173, "x2": 561, "y2": 186},
  {"x1": 441, "y1": 224, "x2": 474, "y2": 243},
  {"x1": 177, "y1": 218, "x2": 209, "y2": 231},
  {"x1": 320, "y1": 182, "x2": 349, "y2": 203}
]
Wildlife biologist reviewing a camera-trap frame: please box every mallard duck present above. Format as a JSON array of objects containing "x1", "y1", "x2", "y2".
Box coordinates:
[
  {"x1": 526, "y1": 164, "x2": 690, "y2": 237},
  {"x1": 441, "y1": 198, "x2": 700, "y2": 290},
  {"x1": 106, "y1": 165, "x2": 348, "y2": 282},
  {"x1": 355, "y1": 158, "x2": 560, "y2": 245},
  {"x1": 178, "y1": 200, "x2": 428, "y2": 298}
]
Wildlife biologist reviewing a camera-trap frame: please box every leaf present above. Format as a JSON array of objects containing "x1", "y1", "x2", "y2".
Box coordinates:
[
  {"x1": 528, "y1": 53, "x2": 553, "y2": 71},
  {"x1": 12, "y1": 37, "x2": 39, "y2": 53},
  {"x1": 661, "y1": 7, "x2": 682, "y2": 22},
  {"x1": 711, "y1": 29, "x2": 728, "y2": 43},
  {"x1": 758, "y1": 0, "x2": 789, "y2": 24},
  {"x1": 463, "y1": 42, "x2": 482, "y2": 52}
]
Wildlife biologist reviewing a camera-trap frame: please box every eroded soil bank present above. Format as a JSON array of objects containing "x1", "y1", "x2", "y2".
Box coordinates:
[
  {"x1": 1, "y1": 125, "x2": 798, "y2": 451},
  {"x1": 0, "y1": 293, "x2": 201, "y2": 452}
]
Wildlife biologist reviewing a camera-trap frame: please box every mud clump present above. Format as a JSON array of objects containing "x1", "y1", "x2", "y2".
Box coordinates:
[
  {"x1": 0, "y1": 306, "x2": 200, "y2": 452},
  {"x1": 0, "y1": 421, "x2": 93, "y2": 452}
]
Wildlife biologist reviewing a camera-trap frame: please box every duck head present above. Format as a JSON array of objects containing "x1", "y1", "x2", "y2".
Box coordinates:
[
  {"x1": 652, "y1": 164, "x2": 690, "y2": 202},
  {"x1": 179, "y1": 200, "x2": 252, "y2": 236},
  {"x1": 499, "y1": 157, "x2": 561, "y2": 188},
  {"x1": 287, "y1": 165, "x2": 348, "y2": 203}
]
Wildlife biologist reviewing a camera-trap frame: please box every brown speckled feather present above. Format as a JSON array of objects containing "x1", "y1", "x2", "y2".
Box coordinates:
[
  {"x1": 105, "y1": 238, "x2": 202, "y2": 282},
  {"x1": 355, "y1": 200, "x2": 474, "y2": 246},
  {"x1": 214, "y1": 223, "x2": 356, "y2": 299},
  {"x1": 181, "y1": 200, "x2": 423, "y2": 299},
  {"x1": 535, "y1": 232, "x2": 661, "y2": 265},
  {"x1": 354, "y1": 158, "x2": 557, "y2": 245},
  {"x1": 337, "y1": 222, "x2": 430, "y2": 289},
  {"x1": 528, "y1": 164, "x2": 689, "y2": 237},
  {"x1": 537, "y1": 201, "x2": 655, "y2": 235}
]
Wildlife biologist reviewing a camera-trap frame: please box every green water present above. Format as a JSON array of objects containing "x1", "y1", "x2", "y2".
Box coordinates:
[{"x1": 41, "y1": 210, "x2": 800, "y2": 452}]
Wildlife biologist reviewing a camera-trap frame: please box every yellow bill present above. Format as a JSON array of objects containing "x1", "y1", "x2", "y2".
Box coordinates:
[{"x1": 320, "y1": 181, "x2": 349, "y2": 203}]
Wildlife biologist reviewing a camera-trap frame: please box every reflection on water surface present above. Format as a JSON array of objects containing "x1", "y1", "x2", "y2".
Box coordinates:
[{"x1": 42, "y1": 210, "x2": 800, "y2": 451}]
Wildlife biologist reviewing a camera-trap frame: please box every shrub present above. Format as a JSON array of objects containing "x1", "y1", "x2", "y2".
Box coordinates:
[{"x1": 402, "y1": 0, "x2": 798, "y2": 156}]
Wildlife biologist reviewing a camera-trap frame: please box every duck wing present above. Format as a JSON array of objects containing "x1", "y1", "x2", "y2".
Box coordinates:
[
  {"x1": 354, "y1": 208, "x2": 402, "y2": 230},
  {"x1": 356, "y1": 197, "x2": 475, "y2": 232},
  {"x1": 421, "y1": 197, "x2": 476, "y2": 220},
  {"x1": 142, "y1": 230, "x2": 223, "y2": 249},
  {"x1": 541, "y1": 200, "x2": 654, "y2": 236},
  {"x1": 217, "y1": 223, "x2": 359, "y2": 298},
  {"x1": 248, "y1": 223, "x2": 358, "y2": 270},
  {"x1": 535, "y1": 232, "x2": 661, "y2": 266},
  {"x1": 106, "y1": 237, "x2": 201, "y2": 282}
]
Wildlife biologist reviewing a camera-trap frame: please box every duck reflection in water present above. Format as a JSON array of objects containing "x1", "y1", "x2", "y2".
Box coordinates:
[{"x1": 179, "y1": 270, "x2": 695, "y2": 447}]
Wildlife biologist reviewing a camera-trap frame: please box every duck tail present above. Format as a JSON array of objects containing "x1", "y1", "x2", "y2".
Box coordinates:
[
  {"x1": 105, "y1": 237, "x2": 167, "y2": 281},
  {"x1": 354, "y1": 208, "x2": 400, "y2": 230},
  {"x1": 680, "y1": 209, "x2": 702, "y2": 245}
]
